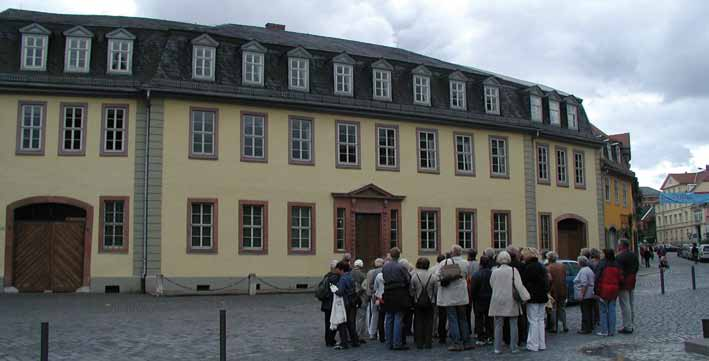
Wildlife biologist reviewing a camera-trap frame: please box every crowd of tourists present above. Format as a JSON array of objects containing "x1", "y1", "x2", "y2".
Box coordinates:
[{"x1": 316, "y1": 241, "x2": 639, "y2": 353}]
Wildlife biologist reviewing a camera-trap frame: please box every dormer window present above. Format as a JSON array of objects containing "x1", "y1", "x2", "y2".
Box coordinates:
[
  {"x1": 411, "y1": 65, "x2": 431, "y2": 106},
  {"x1": 530, "y1": 95, "x2": 542, "y2": 122},
  {"x1": 449, "y1": 71, "x2": 467, "y2": 110},
  {"x1": 549, "y1": 100, "x2": 561, "y2": 126},
  {"x1": 372, "y1": 59, "x2": 393, "y2": 101},
  {"x1": 19, "y1": 23, "x2": 50, "y2": 71},
  {"x1": 333, "y1": 53, "x2": 355, "y2": 96},
  {"x1": 63, "y1": 26, "x2": 93, "y2": 73},
  {"x1": 288, "y1": 47, "x2": 312, "y2": 92},
  {"x1": 567, "y1": 104, "x2": 578, "y2": 130},
  {"x1": 191, "y1": 34, "x2": 219, "y2": 81},
  {"x1": 484, "y1": 86, "x2": 500, "y2": 114},
  {"x1": 106, "y1": 28, "x2": 135, "y2": 75},
  {"x1": 242, "y1": 41, "x2": 266, "y2": 87}
]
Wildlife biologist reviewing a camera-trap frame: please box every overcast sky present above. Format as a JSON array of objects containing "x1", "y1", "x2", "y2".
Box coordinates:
[{"x1": 5, "y1": 0, "x2": 709, "y2": 188}]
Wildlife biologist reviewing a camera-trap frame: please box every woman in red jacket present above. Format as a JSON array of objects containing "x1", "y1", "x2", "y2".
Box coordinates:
[{"x1": 594, "y1": 249, "x2": 623, "y2": 336}]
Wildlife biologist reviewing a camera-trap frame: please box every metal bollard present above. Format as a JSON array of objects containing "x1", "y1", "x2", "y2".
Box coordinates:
[
  {"x1": 660, "y1": 267, "x2": 665, "y2": 295},
  {"x1": 41, "y1": 322, "x2": 48, "y2": 361},
  {"x1": 692, "y1": 265, "x2": 696, "y2": 290},
  {"x1": 220, "y1": 309, "x2": 226, "y2": 361}
]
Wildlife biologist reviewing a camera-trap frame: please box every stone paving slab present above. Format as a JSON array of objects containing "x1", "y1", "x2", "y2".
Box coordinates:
[{"x1": 1, "y1": 254, "x2": 708, "y2": 361}]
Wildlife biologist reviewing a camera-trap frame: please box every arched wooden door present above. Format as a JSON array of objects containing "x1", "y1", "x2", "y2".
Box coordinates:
[
  {"x1": 556, "y1": 215, "x2": 588, "y2": 260},
  {"x1": 5, "y1": 197, "x2": 93, "y2": 292}
]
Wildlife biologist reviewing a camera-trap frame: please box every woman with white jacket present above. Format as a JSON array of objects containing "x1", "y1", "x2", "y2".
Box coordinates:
[{"x1": 489, "y1": 251, "x2": 530, "y2": 354}]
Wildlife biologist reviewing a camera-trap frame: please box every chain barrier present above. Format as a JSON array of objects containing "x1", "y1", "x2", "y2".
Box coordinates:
[
  {"x1": 161, "y1": 275, "x2": 249, "y2": 293},
  {"x1": 252, "y1": 275, "x2": 317, "y2": 292}
]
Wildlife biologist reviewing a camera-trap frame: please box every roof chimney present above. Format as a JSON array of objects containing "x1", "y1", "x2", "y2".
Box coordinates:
[{"x1": 265, "y1": 23, "x2": 286, "y2": 31}]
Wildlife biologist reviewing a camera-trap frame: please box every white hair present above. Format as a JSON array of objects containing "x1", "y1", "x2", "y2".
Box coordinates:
[
  {"x1": 354, "y1": 259, "x2": 364, "y2": 268},
  {"x1": 496, "y1": 251, "x2": 511, "y2": 265}
]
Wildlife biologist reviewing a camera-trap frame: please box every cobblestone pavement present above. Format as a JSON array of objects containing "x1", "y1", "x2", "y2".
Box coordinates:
[{"x1": 1, "y1": 254, "x2": 708, "y2": 361}]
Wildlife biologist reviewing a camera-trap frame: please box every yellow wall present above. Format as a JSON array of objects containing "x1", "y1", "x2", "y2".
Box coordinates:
[
  {"x1": 603, "y1": 175, "x2": 634, "y2": 231},
  {"x1": 0, "y1": 94, "x2": 136, "y2": 279},
  {"x1": 160, "y1": 98, "x2": 599, "y2": 278},
  {"x1": 535, "y1": 141, "x2": 601, "y2": 249}
]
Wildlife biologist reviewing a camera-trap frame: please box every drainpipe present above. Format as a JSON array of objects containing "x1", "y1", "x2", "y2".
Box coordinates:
[{"x1": 141, "y1": 89, "x2": 151, "y2": 293}]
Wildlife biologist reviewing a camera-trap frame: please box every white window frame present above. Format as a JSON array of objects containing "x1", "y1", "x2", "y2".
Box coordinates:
[
  {"x1": 242, "y1": 114, "x2": 266, "y2": 160},
  {"x1": 420, "y1": 210, "x2": 438, "y2": 251},
  {"x1": 493, "y1": 212, "x2": 509, "y2": 249},
  {"x1": 21, "y1": 34, "x2": 48, "y2": 71},
  {"x1": 102, "y1": 199, "x2": 126, "y2": 249},
  {"x1": 574, "y1": 151, "x2": 585, "y2": 187},
  {"x1": 241, "y1": 204, "x2": 264, "y2": 250},
  {"x1": 19, "y1": 103, "x2": 44, "y2": 152},
  {"x1": 605, "y1": 176, "x2": 611, "y2": 202},
  {"x1": 417, "y1": 129, "x2": 438, "y2": 172},
  {"x1": 484, "y1": 86, "x2": 500, "y2": 115},
  {"x1": 376, "y1": 125, "x2": 398, "y2": 169},
  {"x1": 289, "y1": 117, "x2": 313, "y2": 163},
  {"x1": 64, "y1": 37, "x2": 91, "y2": 73},
  {"x1": 413, "y1": 74, "x2": 431, "y2": 106},
  {"x1": 530, "y1": 95, "x2": 543, "y2": 122},
  {"x1": 107, "y1": 39, "x2": 133, "y2": 75},
  {"x1": 373, "y1": 69, "x2": 392, "y2": 101},
  {"x1": 335, "y1": 208, "x2": 346, "y2": 251},
  {"x1": 190, "y1": 202, "x2": 214, "y2": 250},
  {"x1": 243, "y1": 51, "x2": 264, "y2": 86},
  {"x1": 567, "y1": 104, "x2": 578, "y2": 130},
  {"x1": 191, "y1": 110, "x2": 216, "y2": 157},
  {"x1": 614, "y1": 179, "x2": 620, "y2": 205},
  {"x1": 622, "y1": 183, "x2": 628, "y2": 207},
  {"x1": 334, "y1": 63, "x2": 353, "y2": 96},
  {"x1": 60, "y1": 105, "x2": 85, "y2": 153},
  {"x1": 102, "y1": 106, "x2": 127, "y2": 155},
  {"x1": 290, "y1": 206, "x2": 312, "y2": 251},
  {"x1": 336, "y1": 122, "x2": 359, "y2": 167},
  {"x1": 539, "y1": 214, "x2": 551, "y2": 250},
  {"x1": 556, "y1": 148, "x2": 568, "y2": 185},
  {"x1": 490, "y1": 137, "x2": 508, "y2": 177},
  {"x1": 450, "y1": 80, "x2": 466, "y2": 110},
  {"x1": 455, "y1": 134, "x2": 474, "y2": 175},
  {"x1": 549, "y1": 100, "x2": 561, "y2": 126},
  {"x1": 192, "y1": 45, "x2": 216, "y2": 81},
  {"x1": 289, "y1": 57, "x2": 309, "y2": 91},
  {"x1": 458, "y1": 210, "x2": 475, "y2": 249},
  {"x1": 537, "y1": 144, "x2": 549, "y2": 182}
]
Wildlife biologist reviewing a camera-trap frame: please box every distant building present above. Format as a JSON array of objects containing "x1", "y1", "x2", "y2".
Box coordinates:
[
  {"x1": 638, "y1": 187, "x2": 660, "y2": 243},
  {"x1": 657, "y1": 166, "x2": 709, "y2": 245}
]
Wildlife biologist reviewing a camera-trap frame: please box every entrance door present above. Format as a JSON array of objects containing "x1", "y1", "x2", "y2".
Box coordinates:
[
  {"x1": 13, "y1": 221, "x2": 85, "y2": 292},
  {"x1": 557, "y1": 218, "x2": 586, "y2": 260},
  {"x1": 355, "y1": 214, "x2": 381, "y2": 271}
]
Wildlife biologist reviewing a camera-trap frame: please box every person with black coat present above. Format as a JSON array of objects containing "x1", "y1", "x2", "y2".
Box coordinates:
[
  {"x1": 470, "y1": 255, "x2": 494, "y2": 345},
  {"x1": 521, "y1": 248, "x2": 549, "y2": 352},
  {"x1": 320, "y1": 260, "x2": 341, "y2": 347},
  {"x1": 503, "y1": 246, "x2": 527, "y2": 347}
]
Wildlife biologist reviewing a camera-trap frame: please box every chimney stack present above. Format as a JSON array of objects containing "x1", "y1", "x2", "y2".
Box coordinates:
[{"x1": 265, "y1": 23, "x2": 286, "y2": 31}]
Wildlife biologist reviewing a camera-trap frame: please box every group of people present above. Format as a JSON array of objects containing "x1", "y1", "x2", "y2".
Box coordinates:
[{"x1": 316, "y1": 240, "x2": 639, "y2": 354}]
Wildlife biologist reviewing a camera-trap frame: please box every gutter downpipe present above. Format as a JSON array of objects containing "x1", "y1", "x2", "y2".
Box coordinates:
[{"x1": 141, "y1": 89, "x2": 151, "y2": 293}]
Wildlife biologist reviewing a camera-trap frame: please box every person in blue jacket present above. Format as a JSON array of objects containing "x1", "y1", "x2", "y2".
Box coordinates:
[{"x1": 334, "y1": 261, "x2": 360, "y2": 349}]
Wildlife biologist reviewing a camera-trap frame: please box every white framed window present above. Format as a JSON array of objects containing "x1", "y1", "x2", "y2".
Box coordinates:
[
  {"x1": 243, "y1": 51, "x2": 264, "y2": 86},
  {"x1": 413, "y1": 75, "x2": 430, "y2": 106},
  {"x1": 101, "y1": 106, "x2": 128, "y2": 156},
  {"x1": 531, "y1": 95, "x2": 542, "y2": 122},
  {"x1": 390, "y1": 209, "x2": 399, "y2": 249},
  {"x1": 107, "y1": 39, "x2": 133, "y2": 74},
  {"x1": 417, "y1": 129, "x2": 438, "y2": 172},
  {"x1": 457, "y1": 210, "x2": 475, "y2": 249},
  {"x1": 193, "y1": 46, "x2": 215, "y2": 81},
  {"x1": 537, "y1": 144, "x2": 549, "y2": 182},
  {"x1": 376, "y1": 125, "x2": 398, "y2": 169},
  {"x1": 336, "y1": 121, "x2": 359, "y2": 167},
  {"x1": 539, "y1": 214, "x2": 551, "y2": 250},
  {"x1": 21, "y1": 34, "x2": 48, "y2": 71},
  {"x1": 241, "y1": 204, "x2": 264, "y2": 250},
  {"x1": 335, "y1": 208, "x2": 346, "y2": 251},
  {"x1": 334, "y1": 63, "x2": 353, "y2": 96},
  {"x1": 567, "y1": 104, "x2": 578, "y2": 130},
  {"x1": 490, "y1": 136, "x2": 508, "y2": 177},
  {"x1": 289, "y1": 117, "x2": 313, "y2": 164},
  {"x1": 622, "y1": 183, "x2": 628, "y2": 207},
  {"x1": 605, "y1": 176, "x2": 611, "y2": 202},
  {"x1": 289, "y1": 204, "x2": 313, "y2": 252},
  {"x1": 373, "y1": 69, "x2": 391, "y2": 101},
  {"x1": 484, "y1": 86, "x2": 500, "y2": 114},
  {"x1": 493, "y1": 212, "x2": 510, "y2": 249},
  {"x1": 65, "y1": 37, "x2": 91, "y2": 73},
  {"x1": 101, "y1": 198, "x2": 127, "y2": 250},
  {"x1": 18, "y1": 103, "x2": 45, "y2": 153},
  {"x1": 241, "y1": 113, "x2": 266, "y2": 160},
  {"x1": 190, "y1": 109, "x2": 217, "y2": 158},
  {"x1": 455, "y1": 133, "x2": 474, "y2": 175},
  {"x1": 60, "y1": 104, "x2": 86, "y2": 154},
  {"x1": 549, "y1": 100, "x2": 561, "y2": 126},
  {"x1": 556, "y1": 148, "x2": 568, "y2": 185},
  {"x1": 189, "y1": 202, "x2": 214, "y2": 250},
  {"x1": 419, "y1": 209, "x2": 439, "y2": 252},
  {"x1": 574, "y1": 151, "x2": 585, "y2": 187},
  {"x1": 450, "y1": 80, "x2": 466, "y2": 110},
  {"x1": 289, "y1": 57, "x2": 309, "y2": 91}
]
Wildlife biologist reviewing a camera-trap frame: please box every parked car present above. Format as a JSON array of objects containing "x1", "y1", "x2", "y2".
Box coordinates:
[
  {"x1": 558, "y1": 260, "x2": 580, "y2": 304},
  {"x1": 698, "y1": 244, "x2": 709, "y2": 262},
  {"x1": 662, "y1": 244, "x2": 679, "y2": 253},
  {"x1": 679, "y1": 244, "x2": 692, "y2": 259}
]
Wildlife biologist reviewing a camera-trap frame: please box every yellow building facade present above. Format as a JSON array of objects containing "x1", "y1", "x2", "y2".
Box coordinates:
[{"x1": 0, "y1": 10, "x2": 605, "y2": 293}]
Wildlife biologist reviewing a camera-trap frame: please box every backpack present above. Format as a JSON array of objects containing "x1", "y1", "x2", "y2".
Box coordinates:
[
  {"x1": 315, "y1": 275, "x2": 331, "y2": 301},
  {"x1": 440, "y1": 258, "x2": 462, "y2": 286},
  {"x1": 415, "y1": 273, "x2": 433, "y2": 309}
]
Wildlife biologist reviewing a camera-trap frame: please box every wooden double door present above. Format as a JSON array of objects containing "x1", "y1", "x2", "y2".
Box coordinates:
[
  {"x1": 355, "y1": 214, "x2": 381, "y2": 272},
  {"x1": 13, "y1": 221, "x2": 85, "y2": 292},
  {"x1": 557, "y1": 219, "x2": 586, "y2": 260}
]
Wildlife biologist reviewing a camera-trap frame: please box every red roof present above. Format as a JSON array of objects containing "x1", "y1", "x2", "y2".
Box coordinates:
[
  {"x1": 609, "y1": 133, "x2": 630, "y2": 148},
  {"x1": 660, "y1": 167, "x2": 709, "y2": 189}
]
